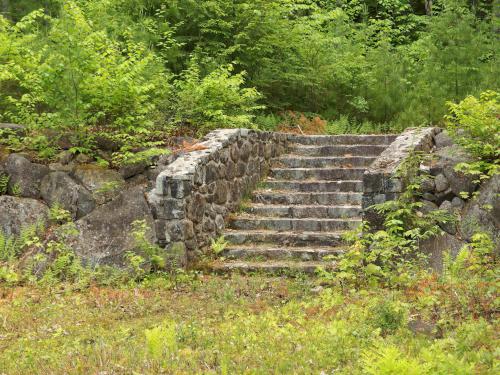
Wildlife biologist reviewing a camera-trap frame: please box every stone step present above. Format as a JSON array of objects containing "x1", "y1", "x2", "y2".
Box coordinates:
[
  {"x1": 229, "y1": 217, "x2": 361, "y2": 231},
  {"x1": 224, "y1": 230, "x2": 345, "y2": 247},
  {"x1": 242, "y1": 204, "x2": 361, "y2": 219},
  {"x1": 251, "y1": 191, "x2": 362, "y2": 205},
  {"x1": 270, "y1": 167, "x2": 365, "y2": 181},
  {"x1": 209, "y1": 260, "x2": 336, "y2": 275},
  {"x1": 288, "y1": 144, "x2": 387, "y2": 157},
  {"x1": 263, "y1": 180, "x2": 363, "y2": 192},
  {"x1": 276, "y1": 156, "x2": 376, "y2": 168},
  {"x1": 287, "y1": 134, "x2": 398, "y2": 146},
  {"x1": 222, "y1": 245, "x2": 344, "y2": 261}
]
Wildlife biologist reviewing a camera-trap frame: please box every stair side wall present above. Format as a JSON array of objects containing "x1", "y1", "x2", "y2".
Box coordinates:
[
  {"x1": 147, "y1": 129, "x2": 288, "y2": 265},
  {"x1": 362, "y1": 127, "x2": 441, "y2": 229}
]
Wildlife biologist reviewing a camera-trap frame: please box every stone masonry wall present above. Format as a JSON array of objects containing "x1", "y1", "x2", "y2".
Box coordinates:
[
  {"x1": 362, "y1": 127, "x2": 441, "y2": 228},
  {"x1": 146, "y1": 129, "x2": 288, "y2": 265}
]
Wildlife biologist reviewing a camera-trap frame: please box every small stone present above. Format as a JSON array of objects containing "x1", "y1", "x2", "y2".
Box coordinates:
[
  {"x1": 420, "y1": 176, "x2": 435, "y2": 193},
  {"x1": 434, "y1": 173, "x2": 449, "y2": 193},
  {"x1": 215, "y1": 214, "x2": 225, "y2": 231},
  {"x1": 422, "y1": 193, "x2": 437, "y2": 202},
  {"x1": 439, "y1": 200, "x2": 452, "y2": 211},
  {"x1": 438, "y1": 200, "x2": 457, "y2": 235},
  {"x1": 451, "y1": 196, "x2": 465, "y2": 210},
  {"x1": 56, "y1": 150, "x2": 74, "y2": 165},
  {"x1": 311, "y1": 285, "x2": 324, "y2": 294},
  {"x1": 434, "y1": 130, "x2": 454, "y2": 149},
  {"x1": 119, "y1": 161, "x2": 148, "y2": 179},
  {"x1": 75, "y1": 153, "x2": 94, "y2": 164},
  {"x1": 435, "y1": 188, "x2": 455, "y2": 205},
  {"x1": 419, "y1": 200, "x2": 438, "y2": 215}
]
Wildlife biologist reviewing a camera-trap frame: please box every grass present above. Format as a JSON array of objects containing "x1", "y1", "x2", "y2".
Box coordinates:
[{"x1": 0, "y1": 273, "x2": 498, "y2": 374}]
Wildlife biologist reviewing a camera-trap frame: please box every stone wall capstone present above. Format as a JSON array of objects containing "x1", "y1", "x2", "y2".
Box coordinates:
[{"x1": 146, "y1": 128, "x2": 288, "y2": 265}]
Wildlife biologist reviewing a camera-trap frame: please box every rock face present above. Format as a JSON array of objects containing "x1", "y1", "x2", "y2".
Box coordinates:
[
  {"x1": 460, "y1": 174, "x2": 500, "y2": 252},
  {"x1": 5, "y1": 154, "x2": 49, "y2": 198},
  {"x1": 419, "y1": 233, "x2": 464, "y2": 273},
  {"x1": 433, "y1": 130, "x2": 454, "y2": 149},
  {"x1": 40, "y1": 172, "x2": 95, "y2": 219},
  {"x1": 70, "y1": 186, "x2": 156, "y2": 265},
  {"x1": 0, "y1": 195, "x2": 49, "y2": 236},
  {"x1": 72, "y1": 164, "x2": 125, "y2": 204},
  {"x1": 432, "y1": 145, "x2": 477, "y2": 197}
]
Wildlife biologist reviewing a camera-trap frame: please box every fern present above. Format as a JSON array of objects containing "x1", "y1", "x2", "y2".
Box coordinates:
[
  {"x1": 144, "y1": 321, "x2": 178, "y2": 360},
  {"x1": 0, "y1": 173, "x2": 9, "y2": 195}
]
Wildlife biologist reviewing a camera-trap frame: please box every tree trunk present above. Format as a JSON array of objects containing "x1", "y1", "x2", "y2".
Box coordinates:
[
  {"x1": 1, "y1": 0, "x2": 9, "y2": 19},
  {"x1": 425, "y1": 0, "x2": 433, "y2": 16}
]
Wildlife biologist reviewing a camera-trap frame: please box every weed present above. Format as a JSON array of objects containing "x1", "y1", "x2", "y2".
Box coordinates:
[
  {"x1": 211, "y1": 236, "x2": 228, "y2": 255},
  {"x1": 0, "y1": 173, "x2": 9, "y2": 195}
]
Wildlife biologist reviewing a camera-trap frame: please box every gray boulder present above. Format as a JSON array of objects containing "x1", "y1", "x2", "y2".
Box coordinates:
[
  {"x1": 70, "y1": 186, "x2": 156, "y2": 266},
  {"x1": 419, "y1": 232, "x2": 464, "y2": 273},
  {"x1": 434, "y1": 174, "x2": 449, "y2": 193},
  {"x1": 40, "y1": 172, "x2": 96, "y2": 219},
  {"x1": 460, "y1": 174, "x2": 500, "y2": 252},
  {"x1": 0, "y1": 195, "x2": 49, "y2": 236},
  {"x1": 5, "y1": 154, "x2": 49, "y2": 198},
  {"x1": 433, "y1": 130, "x2": 454, "y2": 149},
  {"x1": 119, "y1": 161, "x2": 148, "y2": 179},
  {"x1": 451, "y1": 196, "x2": 465, "y2": 210},
  {"x1": 72, "y1": 164, "x2": 125, "y2": 204},
  {"x1": 438, "y1": 200, "x2": 457, "y2": 235},
  {"x1": 432, "y1": 145, "x2": 477, "y2": 197},
  {"x1": 419, "y1": 200, "x2": 438, "y2": 215}
]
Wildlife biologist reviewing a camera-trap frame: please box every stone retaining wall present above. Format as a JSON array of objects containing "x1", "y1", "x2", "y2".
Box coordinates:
[
  {"x1": 146, "y1": 129, "x2": 288, "y2": 265},
  {"x1": 362, "y1": 127, "x2": 441, "y2": 228}
]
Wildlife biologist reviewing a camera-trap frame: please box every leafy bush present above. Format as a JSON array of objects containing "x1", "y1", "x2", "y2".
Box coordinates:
[
  {"x1": 445, "y1": 90, "x2": 500, "y2": 178},
  {"x1": 171, "y1": 63, "x2": 262, "y2": 135},
  {"x1": 0, "y1": 2, "x2": 171, "y2": 156}
]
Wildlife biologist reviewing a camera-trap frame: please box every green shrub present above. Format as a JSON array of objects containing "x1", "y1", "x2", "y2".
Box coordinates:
[
  {"x1": 0, "y1": 2, "x2": 171, "y2": 156},
  {"x1": 445, "y1": 90, "x2": 500, "y2": 179},
  {"x1": 172, "y1": 63, "x2": 262, "y2": 135}
]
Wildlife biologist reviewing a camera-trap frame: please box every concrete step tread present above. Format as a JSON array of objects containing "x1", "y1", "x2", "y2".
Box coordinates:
[
  {"x1": 277, "y1": 155, "x2": 376, "y2": 160},
  {"x1": 286, "y1": 144, "x2": 387, "y2": 157},
  {"x1": 230, "y1": 216, "x2": 362, "y2": 222},
  {"x1": 264, "y1": 179, "x2": 363, "y2": 184},
  {"x1": 224, "y1": 244, "x2": 345, "y2": 252},
  {"x1": 289, "y1": 143, "x2": 388, "y2": 148},
  {"x1": 209, "y1": 260, "x2": 336, "y2": 273},
  {"x1": 256, "y1": 180, "x2": 364, "y2": 193},
  {"x1": 253, "y1": 190, "x2": 362, "y2": 196},
  {"x1": 244, "y1": 203, "x2": 361, "y2": 209},
  {"x1": 240, "y1": 204, "x2": 362, "y2": 218},
  {"x1": 222, "y1": 245, "x2": 345, "y2": 261},
  {"x1": 270, "y1": 167, "x2": 367, "y2": 171},
  {"x1": 223, "y1": 230, "x2": 348, "y2": 248},
  {"x1": 286, "y1": 134, "x2": 398, "y2": 146}
]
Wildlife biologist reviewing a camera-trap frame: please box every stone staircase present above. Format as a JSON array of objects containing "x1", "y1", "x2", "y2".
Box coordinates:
[{"x1": 210, "y1": 134, "x2": 397, "y2": 274}]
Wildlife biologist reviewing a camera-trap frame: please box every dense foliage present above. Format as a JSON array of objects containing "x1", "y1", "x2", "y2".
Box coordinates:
[{"x1": 0, "y1": 0, "x2": 498, "y2": 158}]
